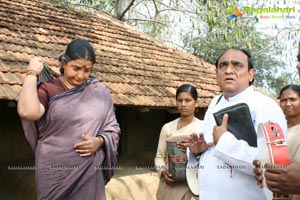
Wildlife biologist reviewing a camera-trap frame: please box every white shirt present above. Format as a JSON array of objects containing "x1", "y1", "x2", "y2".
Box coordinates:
[{"x1": 188, "y1": 86, "x2": 287, "y2": 200}]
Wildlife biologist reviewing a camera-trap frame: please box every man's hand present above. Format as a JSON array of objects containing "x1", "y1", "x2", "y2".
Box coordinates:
[
  {"x1": 179, "y1": 133, "x2": 213, "y2": 156},
  {"x1": 253, "y1": 160, "x2": 264, "y2": 188},
  {"x1": 265, "y1": 162, "x2": 300, "y2": 194},
  {"x1": 213, "y1": 113, "x2": 228, "y2": 145}
]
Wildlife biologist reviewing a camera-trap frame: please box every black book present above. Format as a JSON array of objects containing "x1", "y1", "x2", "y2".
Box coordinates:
[{"x1": 213, "y1": 103, "x2": 257, "y2": 147}]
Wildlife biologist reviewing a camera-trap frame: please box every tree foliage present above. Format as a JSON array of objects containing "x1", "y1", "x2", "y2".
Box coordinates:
[
  {"x1": 48, "y1": 0, "x2": 116, "y2": 14},
  {"x1": 128, "y1": 0, "x2": 300, "y2": 95},
  {"x1": 181, "y1": 0, "x2": 292, "y2": 95},
  {"x1": 47, "y1": 0, "x2": 300, "y2": 95}
]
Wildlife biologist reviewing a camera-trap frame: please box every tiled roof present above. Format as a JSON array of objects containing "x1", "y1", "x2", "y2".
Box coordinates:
[{"x1": 0, "y1": 0, "x2": 220, "y2": 108}]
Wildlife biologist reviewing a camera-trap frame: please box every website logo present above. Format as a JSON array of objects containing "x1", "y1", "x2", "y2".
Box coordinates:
[
  {"x1": 227, "y1": 5, "x2": 296, "y2": 21},
  {"x1": 227, "y1": 5, "x2": 243, "y2": 21}
]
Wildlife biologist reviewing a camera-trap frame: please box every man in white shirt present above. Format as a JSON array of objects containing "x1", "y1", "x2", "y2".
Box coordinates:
[{"x1": 184, "y1": 48, "x2": 287, "y2": 200}]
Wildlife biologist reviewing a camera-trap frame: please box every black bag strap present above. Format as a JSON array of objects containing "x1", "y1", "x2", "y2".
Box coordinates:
[{"x1": 215, "y1": 94, "x2": 223, "y2": 105}]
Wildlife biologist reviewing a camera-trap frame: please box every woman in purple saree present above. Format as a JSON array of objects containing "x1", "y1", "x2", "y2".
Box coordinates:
[{"x1": 17, "y1": 39, "x2": 121, "y2": 200}]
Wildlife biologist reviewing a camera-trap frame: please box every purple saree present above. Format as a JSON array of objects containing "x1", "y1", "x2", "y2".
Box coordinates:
[{"x1": 21, "y1": 77, "x2": 121, "y2": 200}]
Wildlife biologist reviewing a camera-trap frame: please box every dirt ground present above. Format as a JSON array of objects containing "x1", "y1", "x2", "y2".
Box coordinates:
[
  {"x1": 105, "y1": 155, "x2": 159, "y2": 200},
  {"x1": 0, "y1": 159, "x2": 159, "y2": 200},
  {"x1": 106, "y1": 171, "x2": 159, "y2": 200}
]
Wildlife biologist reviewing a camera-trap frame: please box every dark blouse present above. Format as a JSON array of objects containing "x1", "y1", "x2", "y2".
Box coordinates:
[{"x1": 37, "y1": 78, "x2": 66, "y2": 110}]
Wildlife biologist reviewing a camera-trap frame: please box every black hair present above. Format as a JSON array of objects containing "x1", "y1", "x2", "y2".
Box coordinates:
[
  {"x1": 59, "y1": 39, "x2": 96, "y2": 74},
  {"x1": 176, "y1": 84, "x2": 198, "y2": 101},
  {"x1": 215, "y1": 47, "x2": 254, "y2": 85},
  {"x1": 279, "y1": 84, "x2": 300, "y2": 99}
]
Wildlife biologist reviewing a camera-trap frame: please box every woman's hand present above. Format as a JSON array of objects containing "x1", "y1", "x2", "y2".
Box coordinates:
[
  {"x1": 17, "y1": 57, "x2": 46, "y2": 121},
  {"x1": 176, "y1": 141, "x2": 187, "y2": 153},
  {"x1": 28, "y1": 57, "x2": 44, "y2": 75},
  {"x1": 74, "y1": 134, "x2": 104, "y2": 157},
  {"x1": 161, "y1": 170, "x2": 175, "y2": 186}
]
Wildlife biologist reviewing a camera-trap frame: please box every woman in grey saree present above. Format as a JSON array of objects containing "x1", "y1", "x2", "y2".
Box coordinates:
[{"x1": 18, "y1": 39, "x2": 121, "y2": 200}]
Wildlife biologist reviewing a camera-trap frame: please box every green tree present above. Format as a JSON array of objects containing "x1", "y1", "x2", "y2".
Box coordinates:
[
  {"x1": 181, "y1": 0, "x2": 292, "y2": 94},
  {"x1": 271, "y1": 72, "x2": 295, "y2": 97},
  {"x1": 47, "y1": 0, "x2": 300, "y2": 93}
]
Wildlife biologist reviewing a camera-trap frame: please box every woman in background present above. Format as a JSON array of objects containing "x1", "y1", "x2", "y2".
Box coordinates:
[
  {"x1": 253, "y1": 84, "x2": 300, "y2": 200},
  {"x1": 154, "y1": 84, "x2": 202, "y2": 200},
  {"x1": 276, "y1": 84, "x2": 300, "y2": 200}
]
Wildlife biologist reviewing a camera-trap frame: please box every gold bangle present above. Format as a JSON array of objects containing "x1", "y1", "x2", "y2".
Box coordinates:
[
  {"x1": 97, "y1": 136, "x2": 104, "y2": 146},
  {"x1": 26, "y1": 70, "x2": 38, "y2": 77}
]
